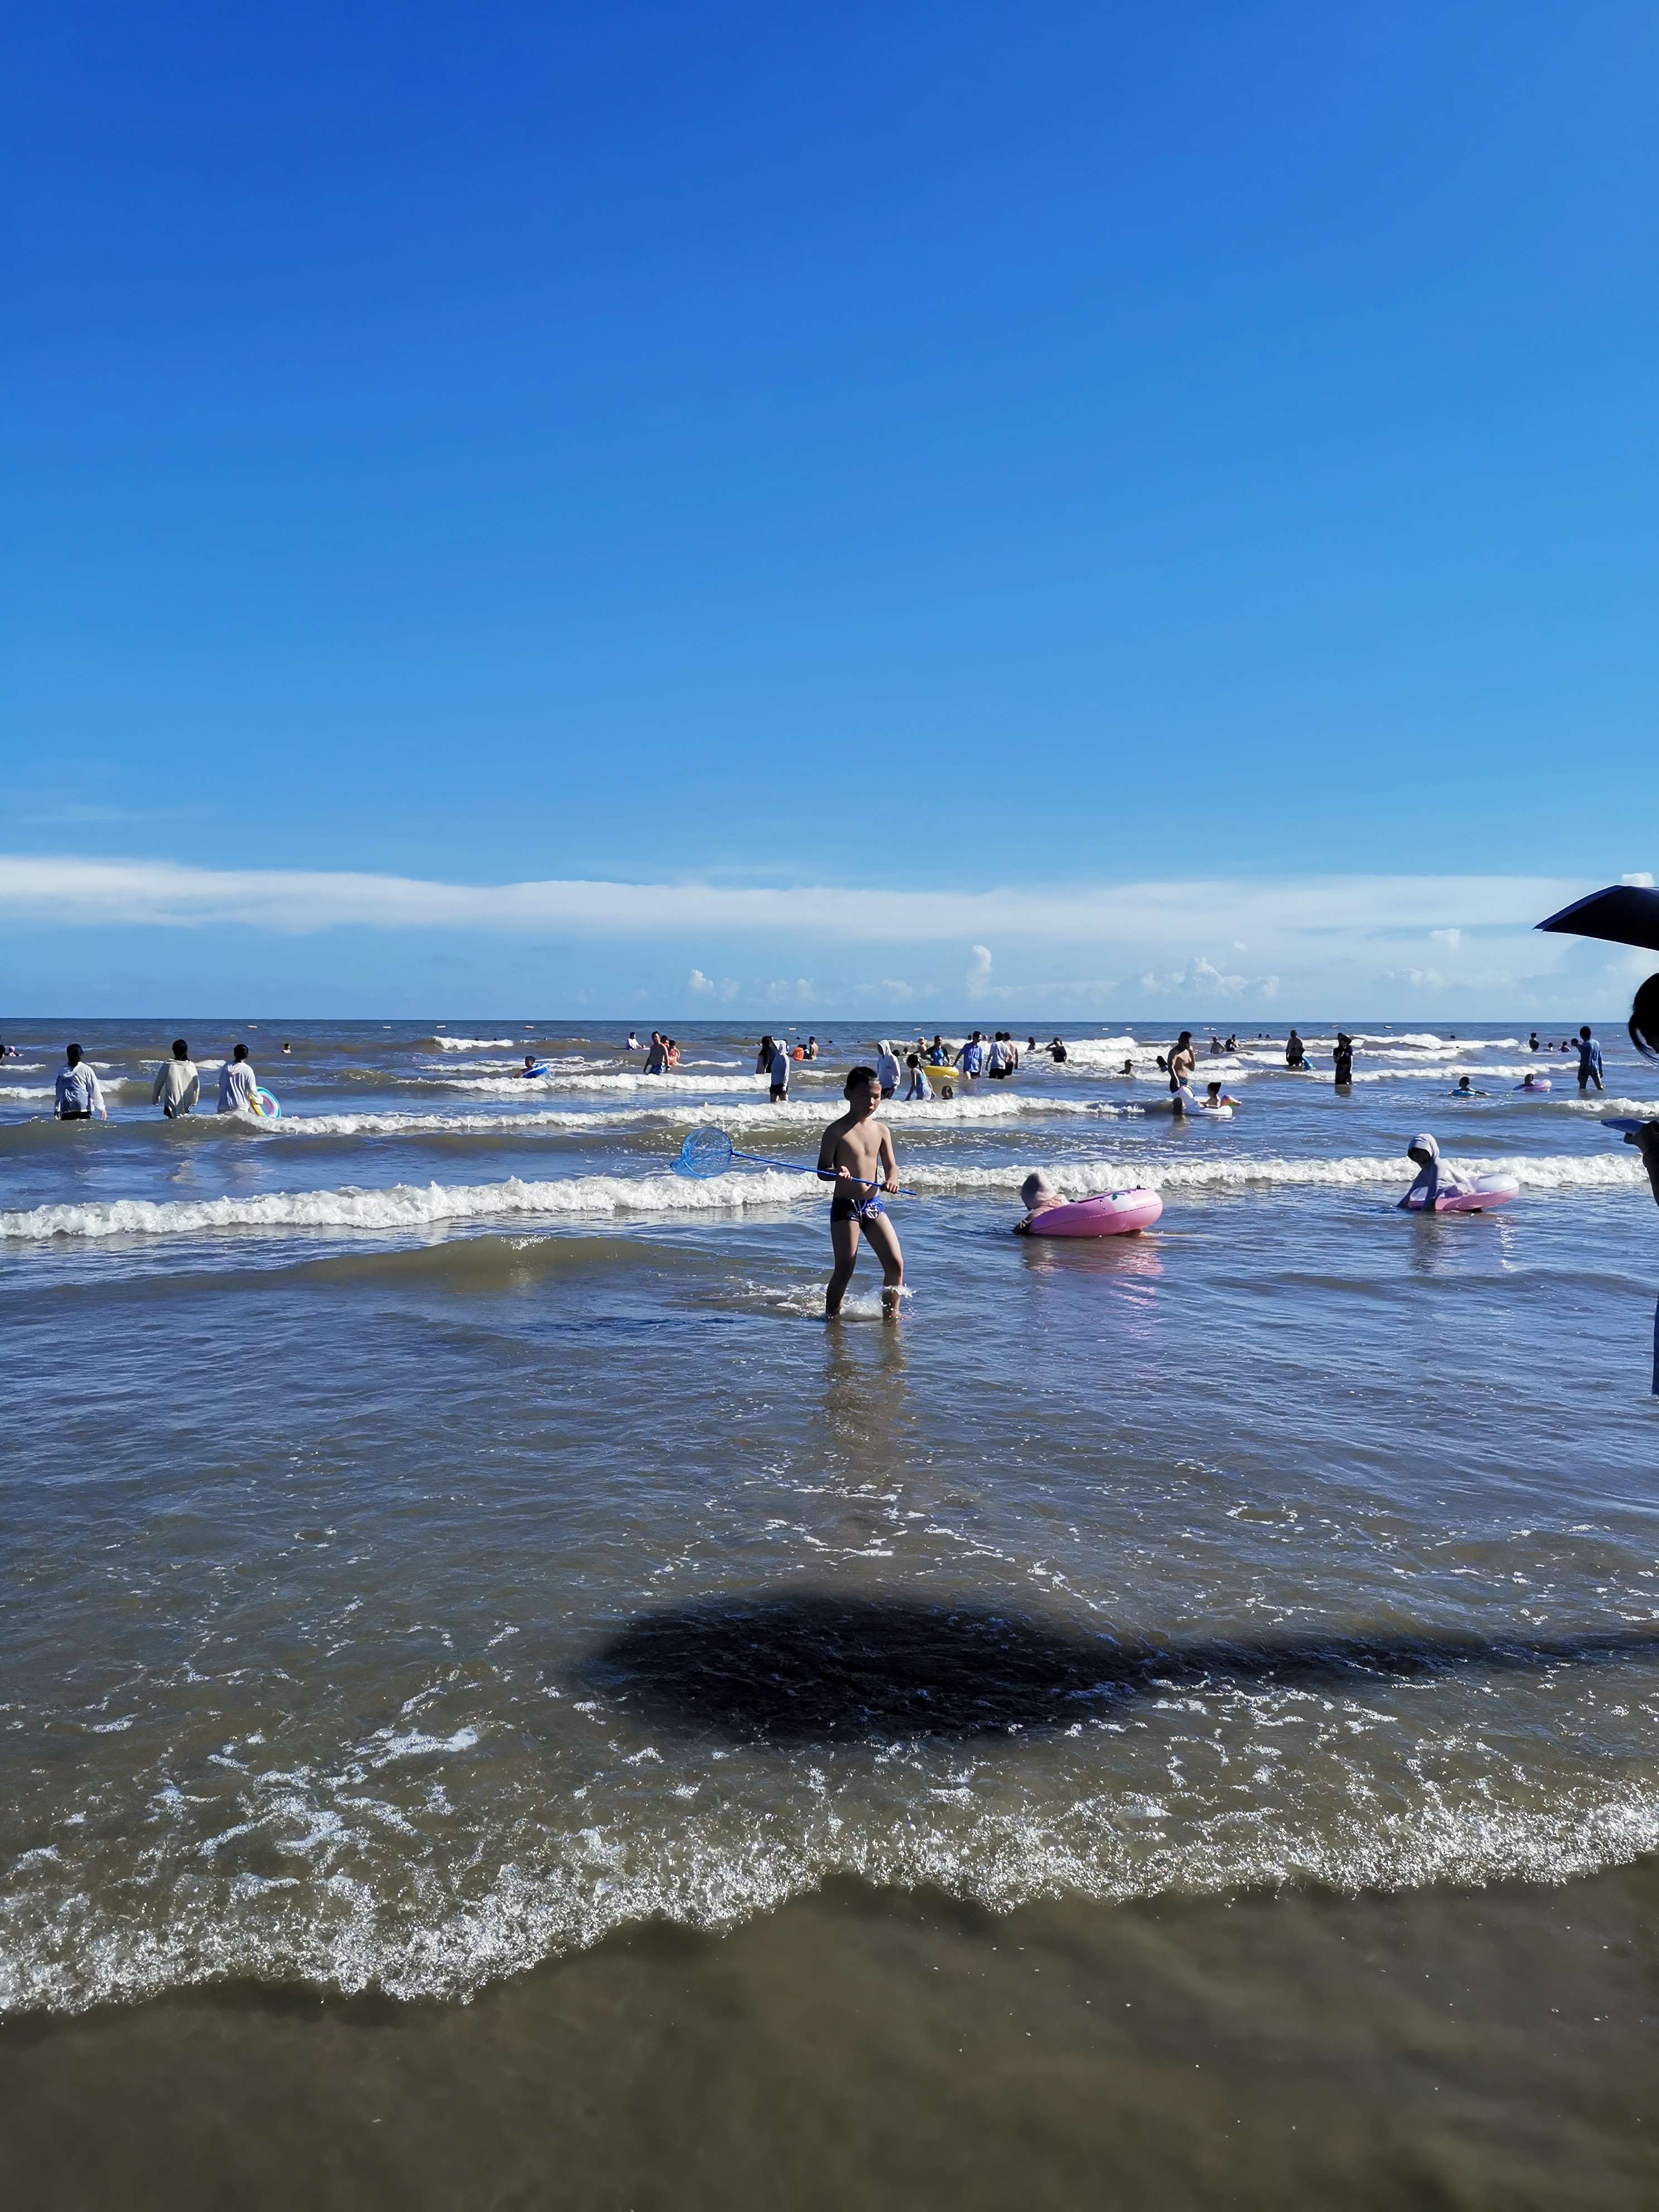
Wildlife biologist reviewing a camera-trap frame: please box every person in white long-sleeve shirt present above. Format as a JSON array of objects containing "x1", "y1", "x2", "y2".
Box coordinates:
[
  {"x1": 55, "y1": 1043, "x2": 106, "y2": 1121},
  {"x1": 1398, "y1": 1132, "x2": 1474, "y2": 1211},
  {"x1": 152, "y1": 1038, "x2": 200, "y2": 1119},
  {"x1": 217, "y1": 1042, "x2": 259, "y2": 1113}
]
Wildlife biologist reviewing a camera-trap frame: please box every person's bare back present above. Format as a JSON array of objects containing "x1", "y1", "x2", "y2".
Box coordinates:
[{"x1": 817, "y1": 1066, "x2": 904, "y2": 1317}]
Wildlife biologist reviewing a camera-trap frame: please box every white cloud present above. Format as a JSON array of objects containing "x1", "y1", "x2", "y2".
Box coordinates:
[
  {"x1": 762, "y1": 977, "x2": 816, "y2": 1005},
  {"x1": 1622, "y1": 872, "x2": 1655, "y2": 889},
  {"x1": 0, "y1": 852, "x2": 1586, "y2": 947},
  {"x1": 3, "y1": 852, "x2": 1633, "y2": 1015},
  {"x1": 1139, "y1": 953, "x2": 1275, "y2": 1001}
]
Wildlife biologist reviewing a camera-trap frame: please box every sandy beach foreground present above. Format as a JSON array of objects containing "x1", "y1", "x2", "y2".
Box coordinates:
[{"x1": 8, "y1": 1866, "x2": 1659, "y2": 2210}]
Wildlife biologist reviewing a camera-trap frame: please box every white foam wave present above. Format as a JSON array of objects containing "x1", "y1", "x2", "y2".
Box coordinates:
[
  {"x1": 7, "y1": 1772, "x2": 1659, "y2": 2015},
  {"x1": 431, "y1": 1071, "x2": 826, "y2": 1096},
  {"x1": 428, "y1": 1036, "x2": 519, "y2": 1050},
  {"x1": 264, "y1": 1095, "x2": 1146, "y2": 1140},
  {"x1": 904, "y1": 1151, "x2": 1647, "y2": 1198},
  {"x1": 1, "y1": 1149, "x2": 1641, "y2": 1243},
  {"x1": 0, "y1": 1168, "x2": 819, "y2": 1241}
]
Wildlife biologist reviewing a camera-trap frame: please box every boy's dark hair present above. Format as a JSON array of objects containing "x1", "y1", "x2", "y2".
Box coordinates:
[
  {"x1": 172, "y1": 1038, "x2": 189, "y2": 1058},
  {"x1": 1631, "y1": 974, "x2": 1659, "y2": 1063},
  {"x1": 906, "y1": 1053, "x2": 920, "y2": 1066},
  {"x1": 232, "y1": 1042, "x2": 249, "y2": 1062},
  {"x1": 66, "y1": 1042, "x2": 82, "y2": 1067},
  {"x1": 845, "y1": 1065, "x2": 877, "y2": 1095}
]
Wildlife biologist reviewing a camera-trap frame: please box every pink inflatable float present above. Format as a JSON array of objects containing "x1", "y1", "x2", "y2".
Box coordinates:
[
  {"x1": 1023, "y1": 1187, "x2": 1163, "y2": 1236},
  {"x1": 1405, "y1": 1173, "x2": 1521, "y2": 1214}
]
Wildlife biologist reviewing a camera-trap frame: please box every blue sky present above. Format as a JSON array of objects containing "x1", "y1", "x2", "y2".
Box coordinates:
[{"x1": 5, "y1": 2, "x2": 1656, "y2": 1016}]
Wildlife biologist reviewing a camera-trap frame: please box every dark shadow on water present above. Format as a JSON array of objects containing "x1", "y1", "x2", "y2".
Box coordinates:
[{"x1": 587, "y1": 1590, "x2": 1659, "y2": 1742}]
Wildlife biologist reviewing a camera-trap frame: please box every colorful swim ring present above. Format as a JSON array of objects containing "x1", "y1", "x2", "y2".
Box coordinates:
[
  {"x1": 520, "y1": 1063, "x2": 550, "y2": 1079},
  {"x1": 1023, "y1": 1187, "x2": 1162, "y2": 1237},
  {"x1": 1404, "y1": 1173, "x2": 1520, "y2": 1214},
  {"x1": 253, "y1": 1088, "x2": 280, "y2": 1118}
]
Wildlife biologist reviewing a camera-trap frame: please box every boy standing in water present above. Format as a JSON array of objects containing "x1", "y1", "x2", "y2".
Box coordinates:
[{"x1": 817, "y1": 1066, "x2": 904, "y2": 1318}]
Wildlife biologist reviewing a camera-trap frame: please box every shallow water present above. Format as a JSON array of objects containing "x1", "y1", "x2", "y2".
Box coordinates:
[{"x1": 3, "y1": 1016, "x2": 1657, "y2": 2198}]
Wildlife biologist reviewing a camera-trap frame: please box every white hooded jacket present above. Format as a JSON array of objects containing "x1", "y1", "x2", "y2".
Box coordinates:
[{"x1": 1400, "y1": 1132, "x2": 1475, "y2": 1209}]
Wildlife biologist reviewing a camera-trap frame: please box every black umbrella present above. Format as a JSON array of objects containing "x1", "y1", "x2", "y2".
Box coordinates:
[{"x1": 1537, "y1": 882, "x2": 1659, "y2": 952}]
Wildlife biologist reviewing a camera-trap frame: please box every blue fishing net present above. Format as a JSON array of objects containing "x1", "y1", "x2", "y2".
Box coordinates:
[{"x1": 675, "y1": 1127, "x2": 735, "y2": 1179}]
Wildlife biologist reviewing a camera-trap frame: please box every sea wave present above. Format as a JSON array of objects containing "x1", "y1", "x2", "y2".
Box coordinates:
[
  {"x1": 903, "y1": 1152, "x2": 1647, "y2": 1198},
  {"x1": 5, "y1": 1764, "x2": 1659, "y2": 2016},
  {"x1": 251, "y1": 1095, "x2": 1147, "y2": 1140},
  {"x1": 429, "y1": 1071, "x2": 832, "y2": 1096},
  {"x1": 0, "y1": 1168, "x2": 818, "y2": 1241},
  {"x1": 0, "y1": 1151, "x2": 1642, "y2": 1243}
]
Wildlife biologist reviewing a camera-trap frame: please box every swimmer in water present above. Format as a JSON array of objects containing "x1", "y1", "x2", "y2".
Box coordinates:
[
  {"x1": 817, "y1": 1065, "x2": 903, "y2": 1318},
  {"x1": 520, "y1": 1055, "x2": 539, "y2": 1078},
  {"x1": 1399, "y1": 1132, "x2": 1475, "y2": 1210},
  {"x1": 1014, "y1": 1170, "x2": 1063, "y2": 1233}
]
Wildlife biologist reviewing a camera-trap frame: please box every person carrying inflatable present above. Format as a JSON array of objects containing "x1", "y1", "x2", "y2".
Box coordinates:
[{"x1": 1399, "y1": 1133, "x2": 1475, "y2": 1210}]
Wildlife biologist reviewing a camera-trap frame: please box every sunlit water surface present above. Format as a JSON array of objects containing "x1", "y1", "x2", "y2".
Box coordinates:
[{"x1": 3, "y1": 1017, "x2": 1657, "y2": 2025}]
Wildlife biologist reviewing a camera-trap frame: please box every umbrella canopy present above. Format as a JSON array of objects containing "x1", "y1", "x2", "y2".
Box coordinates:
[{"x1": 1536, "y1": 884, "x2": 1659, "y2": 953}]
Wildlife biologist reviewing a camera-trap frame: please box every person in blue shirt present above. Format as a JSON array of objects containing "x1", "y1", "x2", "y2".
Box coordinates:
[
  {"x1": 955, "y1": 1031, "x2": 986, "y2": 1079},
  {"x1": 1575, "y1": 1026, "x2": 1604, "y2": 1093}
]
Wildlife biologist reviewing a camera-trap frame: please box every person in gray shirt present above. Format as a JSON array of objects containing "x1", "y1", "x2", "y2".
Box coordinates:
[
  {"x1": 152, "y1": 1038, "x2": 200, "y2": 1118},
  {"x1": 55, "y1": 1044, "x2": 106, "y2": 1122}
]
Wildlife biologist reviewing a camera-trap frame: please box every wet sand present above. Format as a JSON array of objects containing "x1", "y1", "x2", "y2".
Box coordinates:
[{"x1": 8, "y1": 1864, "x2": 1659, "y2": 2210}]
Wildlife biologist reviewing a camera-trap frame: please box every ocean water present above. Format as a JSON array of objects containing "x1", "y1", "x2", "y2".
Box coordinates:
[{"x1": 4, "y1": 1015, "x2": 1659, "y2": 2205}]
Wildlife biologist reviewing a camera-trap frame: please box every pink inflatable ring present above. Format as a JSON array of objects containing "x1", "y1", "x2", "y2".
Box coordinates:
[
  {"x1": 1023, "y1": 1187, "x2": 1163, "y2": 1237},
  {"x1": 1404, "y1": 1173, "x2": 1521, "y2": 1215}
]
